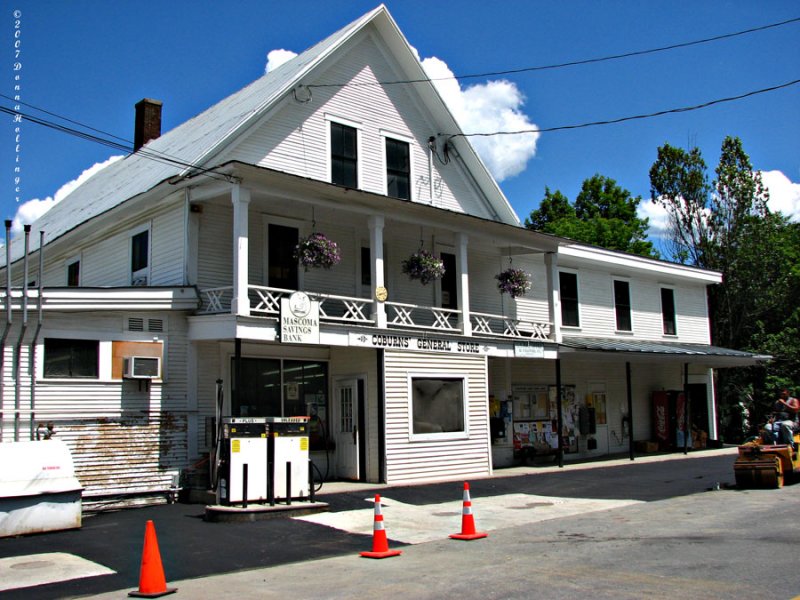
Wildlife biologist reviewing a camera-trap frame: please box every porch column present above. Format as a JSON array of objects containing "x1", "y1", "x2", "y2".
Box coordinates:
[
  {"x1": 544, "y1": 252, "x2": 562, "y2": 343},
  {"x1": 456, "y1": 233, "x2": 471, "y2": 335},
  {"x1": 626, "y1": 361, "x2": 634, "y2": 461},
  {"x1": 231, "y1": 184, "x2": 251, "y2": 316},
  {"x1": 368, "y1": 215, "x2": 387, "y2": 328}
]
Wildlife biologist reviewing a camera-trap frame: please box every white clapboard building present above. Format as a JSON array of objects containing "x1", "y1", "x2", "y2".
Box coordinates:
[{"x1": 0, "y1": 5, "x2": 763, "y2": 502}]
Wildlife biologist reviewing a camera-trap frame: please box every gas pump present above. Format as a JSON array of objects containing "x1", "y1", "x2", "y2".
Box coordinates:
[
  {"x1": 214, "y1": 416, "x2": 310, "y2": 506},
  {"x1": 217, "y1": 417, "x2": 269, "y2": 505},
  {"x1": 266, "y1": 417, "x2": 310, "y2": 501}
]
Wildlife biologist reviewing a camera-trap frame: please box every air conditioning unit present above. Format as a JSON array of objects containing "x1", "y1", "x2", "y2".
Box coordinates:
[{"x1": 123, "y1": 356, "x2": 160, "y2": 379}]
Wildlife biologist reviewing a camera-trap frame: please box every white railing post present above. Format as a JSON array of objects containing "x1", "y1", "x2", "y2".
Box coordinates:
[
  {"x1": 456, "y1": 233, "x2": 471, "y2": 336},
  {"x1": 369, "y1": 215, "x2": 387, "y2": 328},
  {"x1": 231, "y1": 184, "x2": 251, "y2": 317}
]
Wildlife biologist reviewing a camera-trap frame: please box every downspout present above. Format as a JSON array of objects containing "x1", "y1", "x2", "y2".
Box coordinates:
[
  {"x1": 0, "y1": 220, "x2": 12, "y2": 441},
  {"x1": 29, "y1": 231, "x2": 44, "y2": 440},
  {"x1": 13, "y1": 224, "x2": 31, "y2": 441}
]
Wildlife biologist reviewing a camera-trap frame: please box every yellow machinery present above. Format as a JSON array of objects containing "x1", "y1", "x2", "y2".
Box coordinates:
[{"x1": 734, "y1": 432, "x2": 800, "y2": 488}]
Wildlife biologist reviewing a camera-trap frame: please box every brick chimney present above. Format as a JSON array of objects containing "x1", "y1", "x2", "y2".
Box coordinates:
[{"x1": 134, "y1": 98, "x2": 163, "y2": 151}]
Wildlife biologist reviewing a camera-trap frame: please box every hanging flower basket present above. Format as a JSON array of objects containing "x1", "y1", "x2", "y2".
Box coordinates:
[
  {"x1": 496, "y1": 267, "x2": 531, "y2": 299},
  {"x1": 402, "y1": 250, "x2": 445, "y2": 285},
  {"x1": 294, "y1": 232, "x2": 342, "y2": 271}
]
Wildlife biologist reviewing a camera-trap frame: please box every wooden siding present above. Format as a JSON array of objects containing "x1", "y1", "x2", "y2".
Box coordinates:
[
  {"x1": 222, "y1": 31, "x2": 495, "y2": 220},
  {"x1": 564, "y1": 266, "x2": 712, "y2": 344},
  {"x1": 0, "y1": 311, "x2": 190, "y2": 497},
  {"x1": 383, "y1": 350, "x2": 490, "y2": 483}
]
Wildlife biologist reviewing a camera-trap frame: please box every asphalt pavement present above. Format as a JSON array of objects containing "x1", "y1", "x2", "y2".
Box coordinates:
[{"x1": 0, "y1": 448, "x2": 751, "y2": 599}]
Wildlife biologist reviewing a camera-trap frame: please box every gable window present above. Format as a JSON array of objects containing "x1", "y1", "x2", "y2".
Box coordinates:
[
  {"x1": 131, "y1": 229, "x2": 149, "y2": 286},
  {"x1": 67, "y1": 260, "x2": 80, "y2": 287},
  {"x1": 330, "y1": 122, "x2": 358, "y2": 188},
  {"x1": 613, "y1": 280, "x2": 632, "y2": 332},
  {"x1": 268, "y1": 223, "x2": 299, "y2": 290},
  {"x1": 559, "y1": 271, "x2": 580, "y2": 327},
  {"x1": 44, "y1": 338, "x2": 99, "y2": 378},
  {"x1": 661, "y1": 288, "x2": 677, "y2": 335},
  {"x1": 410, "y1": 376, "x2": 466, "y2": 440},
  {"x1": 385, "y1": 138, "x2": 410, "y2": 200}
]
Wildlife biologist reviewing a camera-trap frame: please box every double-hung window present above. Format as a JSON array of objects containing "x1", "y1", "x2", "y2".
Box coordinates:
[
  {"x1": 330, "y1": 121, "x2": 358, "y2": 188},
  {"x1": 131, "y1": 229, "x2": 149, "y2": 286},
  {"x1": 613, "y1": 280, "x2": 632, "y2": 332},
  {"x1": 385, "y1": 138, "x2": 410, "y2": 200},
  {"x1": 661, "y1": 288, "x2": 677, "y2": 335},
  {"x1": 559, "y1": 272, "x2": 580, "y2": 327}
]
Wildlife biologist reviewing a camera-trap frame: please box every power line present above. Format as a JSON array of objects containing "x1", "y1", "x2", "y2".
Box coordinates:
[
  {"x1": 444, "y1": 78, "x2": 800, "y2": 138},
  {"x1": 1, "y1": 104, "x2": 233, "y2": 183},
  {"x1": 308, "y1": 16, "x2": 800, "y2": 89}
]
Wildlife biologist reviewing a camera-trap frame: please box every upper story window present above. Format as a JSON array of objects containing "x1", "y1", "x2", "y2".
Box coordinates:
[
  {"x1": 330, "y1": 122, "x2": 358, "y2": 188},
  {"x1": 613, "y1": 280, "x2": 632, "y2": 332},
  {"x1": 661, "y1": 288, "x2": 677, "y2": 335},
  {"x1": 440, "y1": 252, "x2": 458, "y2": 309},
  {"x1": 385, "y1": 138, "x2": 410, "y2": 200},
  {"x1": 67, "y1": 259, "x2": 80, "y2": 287},
  {"x1": 268, "y1": 223, "x2": 299, "y2": 290},
  {"x1": 559, "y1": 271, "x2": 580, "y2": 327},
  {"x1": 44, "y1": 338, "x2": 99, "y2": 379},
  {"x1": 131, "y1": 229, "x2": 149, "y2": 286}
]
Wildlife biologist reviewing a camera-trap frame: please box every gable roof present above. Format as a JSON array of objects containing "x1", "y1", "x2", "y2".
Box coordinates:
[{"x1": 5, "y1": 4, "x2": 519, "y2": 266}]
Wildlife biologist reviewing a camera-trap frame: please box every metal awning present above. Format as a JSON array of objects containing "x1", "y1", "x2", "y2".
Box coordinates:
[{"x1": 559, "y1": 336, "x2": 770, "y2": 367}]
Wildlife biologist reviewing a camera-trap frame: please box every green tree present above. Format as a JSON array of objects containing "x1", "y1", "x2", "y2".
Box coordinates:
[
  {"x1": 525, "y1": 175, "x2": 657, "y2": 258},
  {"x1": 649, "y1": 136, "x2": 794, "y2": 440},
  {"x1": 649, "y1": 144, "x2": 711, "y2": 265}
]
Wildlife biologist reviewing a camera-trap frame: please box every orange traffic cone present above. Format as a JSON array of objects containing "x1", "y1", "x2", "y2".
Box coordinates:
[
  {"x1": 359, "y1": 494, "x2": 403, "y2": 559},
  {"x1": 449, "y1": 481, "x2": 488, "y2": 541},
  {"x1": 129, "y1": 520, "x2": 177, "y2": 597}
]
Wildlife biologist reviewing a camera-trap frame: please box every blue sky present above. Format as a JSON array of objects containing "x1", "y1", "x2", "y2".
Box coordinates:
[{"x1": 4, "y1": 1, "x2": 799, "y2": 248}]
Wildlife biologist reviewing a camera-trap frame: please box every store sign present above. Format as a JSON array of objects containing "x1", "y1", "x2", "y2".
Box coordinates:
[
  {"x1": 514, "y1": 344, "x2": 545, "y2": 358},
  {"x1": 281, "y1": 292, "x2": 320, "y2": 344},
  {"x1": 348, "y1": 332, "x2": 491, "y2": 355}
]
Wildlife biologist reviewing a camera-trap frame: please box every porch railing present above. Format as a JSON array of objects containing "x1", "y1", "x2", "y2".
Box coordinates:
[{"x1": 199, "y1": 285, "x2": 552, "y2": 340}]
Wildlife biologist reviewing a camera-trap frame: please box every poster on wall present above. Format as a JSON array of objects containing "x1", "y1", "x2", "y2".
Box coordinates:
[{"x1": 549, "y1": 385, "x2": 578, "y2": 452}]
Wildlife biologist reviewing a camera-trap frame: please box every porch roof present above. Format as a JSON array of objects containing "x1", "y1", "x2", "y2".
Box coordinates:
[{"x1": 559, "y1": 336, "x2": 770, "y2": 367}]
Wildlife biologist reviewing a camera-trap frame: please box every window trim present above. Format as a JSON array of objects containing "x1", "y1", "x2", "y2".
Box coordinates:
[
  {"x1": 559, "y1": 270, "x2": 581, "y2": 329},
  {"x1": 381, "y1": 130, "x2": 414, "y2": 201},
  {"x1": 660, "y1": 286, "x2": 677, "y2": 336},
  {"x1": 326, "y1": 114, "x2": 362, "y2": 189},
  {"x1": 407, "y1": 373, "x2": 469, "y2": 442},
  {"x1": 129, "y1": 223, "x2": 151, "y2": 286},
  {"x1": 612, "y1": 278, "x2": 633, "y2": 333}
]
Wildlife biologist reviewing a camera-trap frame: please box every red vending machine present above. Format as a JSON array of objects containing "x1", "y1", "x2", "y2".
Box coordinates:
[{"x1": 652, "y1": 391, "x2": 689, "y2": 451}]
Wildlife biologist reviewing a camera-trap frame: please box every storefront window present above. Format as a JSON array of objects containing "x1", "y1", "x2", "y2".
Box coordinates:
[
  {"x1": 410, "y1": 376, "x2": 466, "y2": 440},
  {"x1": 231, "y1": 358, "x2": 328, "y2": 420}
]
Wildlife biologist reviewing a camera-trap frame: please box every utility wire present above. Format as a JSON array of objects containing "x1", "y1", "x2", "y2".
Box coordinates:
[
  {"x1": 309, "y1": 16, "x2": 800, "y2": 89},
  {"x1": 444, "y1": 78, "x2": 800, "y2": 138},
  {"x1": 1, "y1": 104, "x2": 233, "y2": 183}
]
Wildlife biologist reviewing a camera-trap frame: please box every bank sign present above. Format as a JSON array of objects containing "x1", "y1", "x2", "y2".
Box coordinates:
[
  {"x1": 348, "y1": 332, "x2": 491, "y2": 355},
  {"x1": 281, "y1": 292, "x2": 320, "y2": 344}
]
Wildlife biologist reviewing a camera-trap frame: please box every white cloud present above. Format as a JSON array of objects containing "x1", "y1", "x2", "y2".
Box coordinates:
[
  {"x1": 265, "y1": 49, "x2": 298, "y2": 73},
  {"x1": 761, "y1": 170, "x2": 800, "y2": 221},
  {"x1": 420, "y1": 56, "x2": 539, "y2": 182},
  {"x1": 12, "y1": 155, "x2": 123, "y2": 236},
  {"x1": 638, "y1": 198, "x2": 671, "y2": 240}
]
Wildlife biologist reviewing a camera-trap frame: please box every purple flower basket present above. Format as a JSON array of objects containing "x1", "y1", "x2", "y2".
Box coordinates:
[
  {"x1": 294, "y1": 232, "x2": 342, "y2": 271},
  {"x1": 496, "y1": 267, "x2": 531, "y2": 299},
  {"x1": 402, "y1": 250, "x2": 445, "y2": 285}
]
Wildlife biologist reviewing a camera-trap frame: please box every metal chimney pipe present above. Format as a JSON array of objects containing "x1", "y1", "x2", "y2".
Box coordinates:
[
  {"x1": 14, "y1": 225, "x2": 31, "y2": 441},
  {"x1": 29, "y1": 231, "x2": 45, "y2": 440},
  {"x1": 4, "y1": 220, "x2": 11, "y2": 326}
]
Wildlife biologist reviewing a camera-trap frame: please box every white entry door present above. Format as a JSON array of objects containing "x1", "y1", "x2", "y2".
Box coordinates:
[{"x1": 334, "y1": 379, "x2": 360, "y2": 480}]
